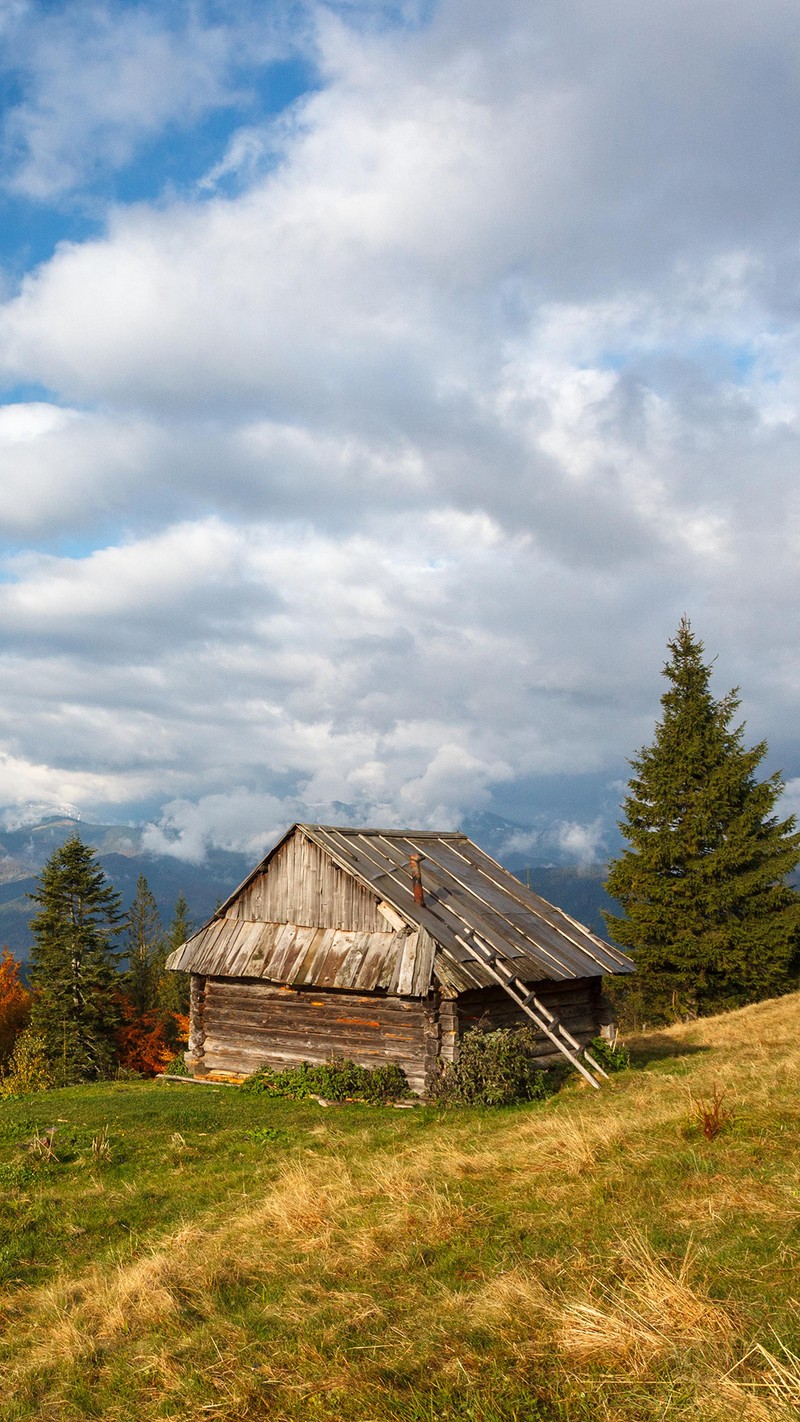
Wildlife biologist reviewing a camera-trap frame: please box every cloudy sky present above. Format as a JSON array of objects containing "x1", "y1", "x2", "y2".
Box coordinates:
[{"x1": 1, "y1": 0, "x2": 800, "y2": 865}]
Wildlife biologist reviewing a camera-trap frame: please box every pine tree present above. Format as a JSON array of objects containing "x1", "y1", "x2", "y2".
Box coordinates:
[
  {"x1": 604, "y1": 619, "x2": 800, "y2": 1020},
  {"x1": 123, "y1": 874, "x2": 164, "y2": 1016},
  {"x1": 166, "y1": 891, "x2": 192, "y2": 958},
  {"x1": 157, "y1": 892, "x2": 191, "y2": 1018},
  {"x1": 116, "y1": 880, "x2": 194, "y2": 1073},
  {"x1": 28, "y1": 837, "x2": 123, "y2": 1081}
]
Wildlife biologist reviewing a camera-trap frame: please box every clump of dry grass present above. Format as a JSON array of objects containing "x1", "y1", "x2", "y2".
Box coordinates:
[
  {"x1": 716, "y1": 1336, "x2": 800, "y2": 1420},
  {"x1": 554, "y1": 1231, "x2": 734, "y2": 1374},
  {"x1": 10, "y1": 1158, "x2": 355, "y2": 1378}
]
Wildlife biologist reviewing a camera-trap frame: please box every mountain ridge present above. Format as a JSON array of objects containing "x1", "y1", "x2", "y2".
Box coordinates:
[{"x1": 0, "y1": 812, "x2": 616, "y2": 960}]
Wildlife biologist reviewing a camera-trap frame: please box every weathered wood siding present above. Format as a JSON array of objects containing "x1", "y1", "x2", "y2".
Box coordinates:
[
  {"x1": 454, "y1": 977, "x2": 602, "y2": 1064},
  {"x1": 185, "y1": 972, "x2": 207, "y2": 1073},
  {"x1": 199, "y1": 976, "x2": 434, "y2": 1094},
  {"x1": 228, "y1": 833, "x2": 386, "y2": 931}
]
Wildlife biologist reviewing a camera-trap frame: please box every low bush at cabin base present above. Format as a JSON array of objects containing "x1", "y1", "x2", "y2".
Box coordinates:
[
  {"x1": 239, "y1": 1056, "x2": 411, "y2": 1103},
  {"x1": 431, "y1": 1025, "x2": 561, "y2": 1105},
  {"x1": 586, "y1": 1034, "x2": 630, "y2": 1072}
]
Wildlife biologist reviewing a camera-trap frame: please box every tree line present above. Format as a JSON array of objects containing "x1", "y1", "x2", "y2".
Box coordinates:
[{"x1": 0, "y1": 843, "x2": 191, "y2": 1090}]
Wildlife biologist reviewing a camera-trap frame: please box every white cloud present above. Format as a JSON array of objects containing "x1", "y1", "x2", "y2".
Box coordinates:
[
  {"x1": 0, "y1": 749, "x2": 149, "y2": 813},
  {"x1": 1, "y1": 0, "x2": 800, "y2": 851},
  {"x1": 0, "y1": 3, "x2": 290, "y2": 200},
  {"x1": 556, "y1": 820, "x2": 607, "y2": 867},
  {"x1": 142, "y1": 789, "x2": 294, "y2": 863}
]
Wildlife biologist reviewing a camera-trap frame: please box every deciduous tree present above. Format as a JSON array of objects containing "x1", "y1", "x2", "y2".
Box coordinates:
[
  {"x1": 0, "y1": 948, "x2": 31, "y2": 1066},
  {"x1": 116, "y1": 878, "x2": 192, "y2": 1072}
]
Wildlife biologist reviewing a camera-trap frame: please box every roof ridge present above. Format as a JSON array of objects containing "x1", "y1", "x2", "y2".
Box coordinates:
[{"x1": 298, "y1": 823, "x2": 468, "y2": 838}]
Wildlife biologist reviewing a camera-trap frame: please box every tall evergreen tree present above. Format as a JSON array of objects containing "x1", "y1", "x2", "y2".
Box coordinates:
[
  {"x1": 604, "y1": 619, "x2": 800, "y2": 1020},
  {"x1": 123, "y1": 874, "x2": 164, "y2": 1016},
  {"x1": 29, "y1": 836, "x2": 123, "y2": 1081},
  {"x1": 166, "y1": 891, "x2": 192, "y2": 957},
  {"x1": 157, "y1": 892, "x2": 191, "y2": 1018}
]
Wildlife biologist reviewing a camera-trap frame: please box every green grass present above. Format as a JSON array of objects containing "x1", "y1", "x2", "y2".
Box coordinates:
[{"x1": 1, "y1": 996, "x2": 800, "y2": 1421}]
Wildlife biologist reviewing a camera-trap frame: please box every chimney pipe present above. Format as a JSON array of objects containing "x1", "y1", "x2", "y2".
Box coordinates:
[{"x1": 409, "y1": 853, "x2": 425, "y2": 907}]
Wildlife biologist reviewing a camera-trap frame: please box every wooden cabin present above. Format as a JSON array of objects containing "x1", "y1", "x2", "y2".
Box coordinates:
[{"x1": 166, "y1": 824, "x2": 634, "y2": 1093}]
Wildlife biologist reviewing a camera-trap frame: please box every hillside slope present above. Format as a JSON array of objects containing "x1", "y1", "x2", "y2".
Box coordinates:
[{"x1": 1, "y1": 995, "x2": 799, "y2": 1421}]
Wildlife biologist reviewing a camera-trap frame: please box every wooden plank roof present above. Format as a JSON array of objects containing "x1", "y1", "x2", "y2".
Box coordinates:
[
  {"x1": 167, "y1": 921, "x2": 432, "y2": 995},
  {"x1": 167, "y1": 823, "x2": 633, "y2": 993}
]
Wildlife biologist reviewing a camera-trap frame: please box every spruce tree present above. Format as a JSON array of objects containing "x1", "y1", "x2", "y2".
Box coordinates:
[
  {"x1": 605, "y1": 618, "x2": 800, "y2": 1020},
  {"x1": 123, "y1": 874, "x2": 164, "y2": 1016},
  {"x1": 28, "y1": 836, "x2": 123, "y2": 1081},
  {"x1": 157, "y1": 892, "x2": 191, "y2": 1018}
]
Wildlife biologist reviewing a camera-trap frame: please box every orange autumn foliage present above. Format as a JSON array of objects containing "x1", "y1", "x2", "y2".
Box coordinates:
[
  {"x1": 116, "y1": 999, "x2": 189, "y2": 1076},
  {"x1": 0, "y1": 947, "x2": 31, "y2": 1066}
]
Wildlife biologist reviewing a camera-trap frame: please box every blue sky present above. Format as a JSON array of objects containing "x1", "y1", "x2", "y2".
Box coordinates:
[{"x1": 1, "y1": 0, "x2": 800, "y2": 865}]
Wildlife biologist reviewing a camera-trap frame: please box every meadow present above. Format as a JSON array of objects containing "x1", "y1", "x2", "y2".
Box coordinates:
[{"x1": 0, "y1": 995, "x2": 799, "y2": 1421}]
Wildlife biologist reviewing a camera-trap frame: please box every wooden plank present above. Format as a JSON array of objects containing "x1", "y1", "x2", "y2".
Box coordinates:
[
  {"x1": 333, "y1": 931, "x2": 372, "y2": 990},
  {"x1": 279, "y1": 924, "x2": 318, "y2": 984},
  {"x1": 284, "y1": 926, "x2": 328, "y2": 986},
  {"x1": 203, "y1": 1027, "x2": 426, "y2": 1056},
  {"x1": 444, "y1": 837, "x2": 632, "y2": 973},
  {"x1": 378, "y1": 900, "x2": 409, "y2": 931},
  {"x1": 204, "y1": 997, "x2": 428, "y2": 1027},
  {"x1": 396, "y1": 932, "x2": 419, "y2": 997},
  {"x1": 260, "y1": 922, "x2": 296, "y2": 980},
  {"x1": 205, "y1": 997, "x2": 426, "y2": 1029},
  {"x1": 403, "y1": 837, "x2": 591, "y2": 979},
  {"x1": 355, "y1": 931, "x2": 396, "y2": 992},
  {"x1": 229, "y1": 921, "x2": 270, "y2": 975},
  {"x1": 411, "y1": 927, "x2": 436, "y2": 998}
]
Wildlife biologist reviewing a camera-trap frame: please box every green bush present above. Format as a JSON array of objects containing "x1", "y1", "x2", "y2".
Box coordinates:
[
  {"x1": 431, "y1": 1027, "x2": 559, "y2": 1107},
  {"x1": 240, "y1": 1057, "x2": 411, "y2": 1104},
  {"x1": 0, "y1": 1030, "x2": 55, "y2": 1098},
  {"x1": 161, "y1": 1053, "x2": 191, "y2": 1077},
  {"x1": 587, "y1": 1035, "x2": 630, "y2": 1072}
]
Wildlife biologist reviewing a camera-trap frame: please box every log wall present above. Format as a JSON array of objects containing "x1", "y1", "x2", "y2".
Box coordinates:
[
  {"x1": 228, "y1": 833, "x2": 385, "y2": 931},
  {"x1": 199, "y1": 976, "x2": 434, "y2": 1094},
  {"x1": 454, "y1": 977, "x2": 603, "y2": 1065},
  {"x1": 188, "y1": 973, "x2": 607, "y2": 1094},
  {"x1": 185, "y1": 972, "x2": 207, "y2": 1073}
]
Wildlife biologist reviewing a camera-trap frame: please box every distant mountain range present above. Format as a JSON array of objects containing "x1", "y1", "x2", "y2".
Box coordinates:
[
  {"x1": 0, "y1": 817, "x2": 253, "y2": 963},
  {"x1": 0, "y1": 812, "x2": 617, "y2": 963}
]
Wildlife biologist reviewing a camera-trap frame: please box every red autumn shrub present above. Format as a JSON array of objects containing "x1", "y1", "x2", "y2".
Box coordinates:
[
  {"x1": 0, "y1": 948, "x2": 31, "y2": 1066},
  {"x1": 116, "y1": 998, "x2": 189, "y2": 1076}
]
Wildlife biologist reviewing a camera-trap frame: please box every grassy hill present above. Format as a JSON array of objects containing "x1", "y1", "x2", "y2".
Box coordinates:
[{"x1": 1, "y1": 995, "x2": 799, "y2": 1421}]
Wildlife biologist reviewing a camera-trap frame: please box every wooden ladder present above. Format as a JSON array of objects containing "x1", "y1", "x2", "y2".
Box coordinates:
[{"x1": 452, "y1": 928, "x2": 608, "y2": 1090}]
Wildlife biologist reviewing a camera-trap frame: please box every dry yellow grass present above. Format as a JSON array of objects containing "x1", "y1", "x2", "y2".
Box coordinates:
[
  {"x1": 553, "y1": 1232, "x2": 733, "y2": 1372},
  {"x1": 2, "y1": 991, "x2": 800, "y2": 1420}
]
